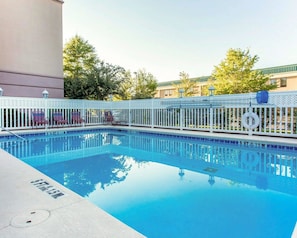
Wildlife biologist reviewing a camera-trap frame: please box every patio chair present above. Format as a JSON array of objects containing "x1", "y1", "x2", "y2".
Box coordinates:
[
  {"x1": 104, "y1": 111, "x2": 114, "y2": 123},
  {"x1": 103, "y1": 111, "x2": 128, "y2": 125},
  {"x1": 72, "y1": 111, "x2": 85, "y2": 124},
  {"x1": 53, "y1": 112, "x2": 68, "y2": 125},
  {"x1": 32, "y1": 111, "x2": 48, "y2": 127}
]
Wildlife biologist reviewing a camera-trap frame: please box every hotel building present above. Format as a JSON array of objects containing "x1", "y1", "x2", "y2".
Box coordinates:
[
  {"x1": 155, "y1": 64, "x2": 297, "y2": 98},
  {"x1": 0, "y1": 0, "x2": 64, "y2": 98}
]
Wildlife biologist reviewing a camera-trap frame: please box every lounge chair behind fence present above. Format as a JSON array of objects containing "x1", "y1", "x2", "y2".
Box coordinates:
[
  {"x1": 104, "y1": 111, "x2": 128, "y2": 125},
  {"x1": 53, "y1": 112, "x2": 68, "y2": 125},
  {"x1": 72, "y1": 111, "x2": 84, "y2": 124},
  {"x1": 32, "y1": 111, "x2": 48, "y2": 127},
  {"x1": 104, "y1": 111, "x2": 114, "y2": 123}
]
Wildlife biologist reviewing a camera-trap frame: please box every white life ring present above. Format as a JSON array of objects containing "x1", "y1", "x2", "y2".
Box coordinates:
[
  {"x1": 242, "y1": 112, "x2": 260, "y2": 130},
  {"x1": 242, "y1": 151, "x2": 259, "y2": 168}
]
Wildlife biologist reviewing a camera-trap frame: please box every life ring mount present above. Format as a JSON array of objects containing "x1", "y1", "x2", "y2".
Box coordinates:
[{"x1": 242, "y1": 112, "x2": 260, "y2": 130}]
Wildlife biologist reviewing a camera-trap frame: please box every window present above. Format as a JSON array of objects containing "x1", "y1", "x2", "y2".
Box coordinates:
[
  {"x1": 280, "y1": 78, "x2": 287, "y2": 87},
  {"x1": 270, "y1": 79, "x2": 277, "y2": 86},
  {"x1": 164, "y1": 89, "x2": 173, "y2": 97}
]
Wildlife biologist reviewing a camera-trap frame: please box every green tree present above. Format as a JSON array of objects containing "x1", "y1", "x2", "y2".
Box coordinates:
[
  {"x1": 115, "y1": 69, "x2": 157, "y2": 100},
  {"x1": 172, "y1": 72, "x2": 197, "y2": 97},
  {"x1": 114, "y1": 71, "x2": 134, "y2": 100},
  {"x1": 63, "y1": 35, "x2": 99, "y2": 98},
  {"x1": 63, "y1": 35, "x2": 126, "y2": 100},
  {"x1": 133, "y1": 69, "x2": 158, "y2": 99},
  {"x1": 208, "y1": 48, "x2": 277, "y2": 95},
  {"x1": 87, "y1": 61, "x2": 125, "y2": 100}
]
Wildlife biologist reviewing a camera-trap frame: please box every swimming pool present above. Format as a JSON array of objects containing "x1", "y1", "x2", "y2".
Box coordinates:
[{"x1": 1, "y1": 129, "x2": 297, "y2": 238}]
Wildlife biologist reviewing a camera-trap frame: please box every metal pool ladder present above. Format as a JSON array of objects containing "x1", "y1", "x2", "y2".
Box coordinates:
[{"x1": 1, "y1": 128, "x2": 27, "y2": 141}]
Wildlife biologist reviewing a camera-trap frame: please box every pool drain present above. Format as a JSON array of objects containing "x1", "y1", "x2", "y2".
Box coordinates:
[{"x1": 11, "y1": 210, "x2": 50, "y2": 228}]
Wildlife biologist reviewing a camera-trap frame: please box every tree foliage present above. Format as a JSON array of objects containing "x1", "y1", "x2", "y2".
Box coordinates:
[
  {"x1": 63, "y1": 35, "x2": 99, "y2": 99},
  {"x1": 172, "y1": 72, "x2": 197, "y2": 97},
  {"x1": 63, "y1": 35, "x2": 124, "y2": 100},
  {"x1": 133, "y1": 69, "x2": 158, "y2": 99},
  {"x1": 114, "y1": 71, "x2": 134, "y2": 100},
  {"x1": 115, "y1": 69, "x2": 158, "y2": 100},
  {"x1": 207, "y1": 48, "x2": 277, "y2": 95},
  {"x1": 63, "y1": 35, "x2": 99, "y2": 80},
  {"x1": 87, "y1": 61, "x2": 125, "y2": 100}
]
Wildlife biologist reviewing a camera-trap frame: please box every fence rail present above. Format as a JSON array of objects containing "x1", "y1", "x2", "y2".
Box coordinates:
[{"x1": 0, "y1": 91, "x2": 296, "y2": 138}]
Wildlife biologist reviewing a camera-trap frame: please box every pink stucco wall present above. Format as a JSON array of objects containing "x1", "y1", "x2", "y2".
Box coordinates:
[{"x1": 0, "y1": 71, "x2": 64, "y2": 98}]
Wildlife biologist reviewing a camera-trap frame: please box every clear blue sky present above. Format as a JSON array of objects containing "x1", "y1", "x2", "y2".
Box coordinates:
[{"x1": 63, "y1": 0, "x2": 297, "y2": 82}]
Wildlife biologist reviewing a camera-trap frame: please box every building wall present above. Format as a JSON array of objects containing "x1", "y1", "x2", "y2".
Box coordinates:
[
  {"x1": 0, "y1": 0, "x2": 64, "y2": 98},
  {"x1": 269, "y1": 72, "x2": 297, "y2": 92},
  {"x1": 155, "y1": 64, "x2": 297, "y2": 98}
]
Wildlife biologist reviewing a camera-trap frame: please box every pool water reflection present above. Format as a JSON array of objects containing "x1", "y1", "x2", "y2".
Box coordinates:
[{"x1": 1, "y1": 129, "x2": 297, "y2": 238}]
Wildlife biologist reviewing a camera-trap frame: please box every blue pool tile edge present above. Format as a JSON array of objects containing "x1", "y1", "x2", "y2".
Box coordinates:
[{"x1": 1, "y1": 126, "x2": 297, "y2": 151}]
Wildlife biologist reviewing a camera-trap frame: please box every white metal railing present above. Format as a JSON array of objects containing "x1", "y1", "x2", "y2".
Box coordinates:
[{"x1": 0, "y1": 91, "x2": 296, "y2": 138}]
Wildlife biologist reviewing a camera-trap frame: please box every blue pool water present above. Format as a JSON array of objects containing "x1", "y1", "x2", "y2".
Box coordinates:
[{"x1": 1, "y1": 129, "x2": 297, "y2": 238}]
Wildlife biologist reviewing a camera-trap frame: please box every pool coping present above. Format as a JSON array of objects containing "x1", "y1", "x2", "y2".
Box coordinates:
[{"x1": 1, "y1": 125, "x2": 297, "y2": 237}]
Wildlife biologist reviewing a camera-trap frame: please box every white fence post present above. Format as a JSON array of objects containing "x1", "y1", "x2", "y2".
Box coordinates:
[{"x1": 151, "y1": 99, "x2": 154, "y2": 128}]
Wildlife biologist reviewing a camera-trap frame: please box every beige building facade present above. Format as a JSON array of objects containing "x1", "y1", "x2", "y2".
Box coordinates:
[
  {"x1": 0, "y1": 0, "x2": 64, "y2": 98},
  {"x1": 155, "y1": 64, "x2": 297, "y2": 98}
]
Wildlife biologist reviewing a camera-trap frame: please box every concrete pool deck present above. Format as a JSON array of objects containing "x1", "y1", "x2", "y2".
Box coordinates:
[
  {"x1": 1, "y1": 126, "x2": 297, "y2": 237},
  {"x1": 0, "y1": 128, "x2": 146, "y2": 238}
]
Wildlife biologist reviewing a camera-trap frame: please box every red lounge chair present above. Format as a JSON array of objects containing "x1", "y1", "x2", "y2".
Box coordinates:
[
  {"x1": 53, "y1": 112, "x2": 68, "y2": 125},
  {"x1": 104, "y1": 111, "x2": 114, "y2": 123},
  {"x1": 72, "y1": 111, "x2": 85, "y2": 124},
  {"x1": 104, "y1": 111, "x2": 127, "y2": 125},
  {"x1": 32, "y1": 111, "x2": 48, "y2": 127}
]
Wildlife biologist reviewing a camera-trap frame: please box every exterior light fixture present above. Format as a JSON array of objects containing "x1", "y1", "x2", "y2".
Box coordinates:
[
  {"x1": 179, "y1": 88, "x2": 185, "y2": 98},
  {"x1": 0, "y1": 87, "x2": 3, "y2": 96},
  {"x1": 42, "y1": 89, "x2": 49, "y2": 98},
  {"x1": 208, "y1": 85, "x2": 215, "y2": 96}
]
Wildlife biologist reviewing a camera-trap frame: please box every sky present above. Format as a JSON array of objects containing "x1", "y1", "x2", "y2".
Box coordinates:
[{"x1": 63, "y1": 0, "x2": 297, "y2": 82}]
